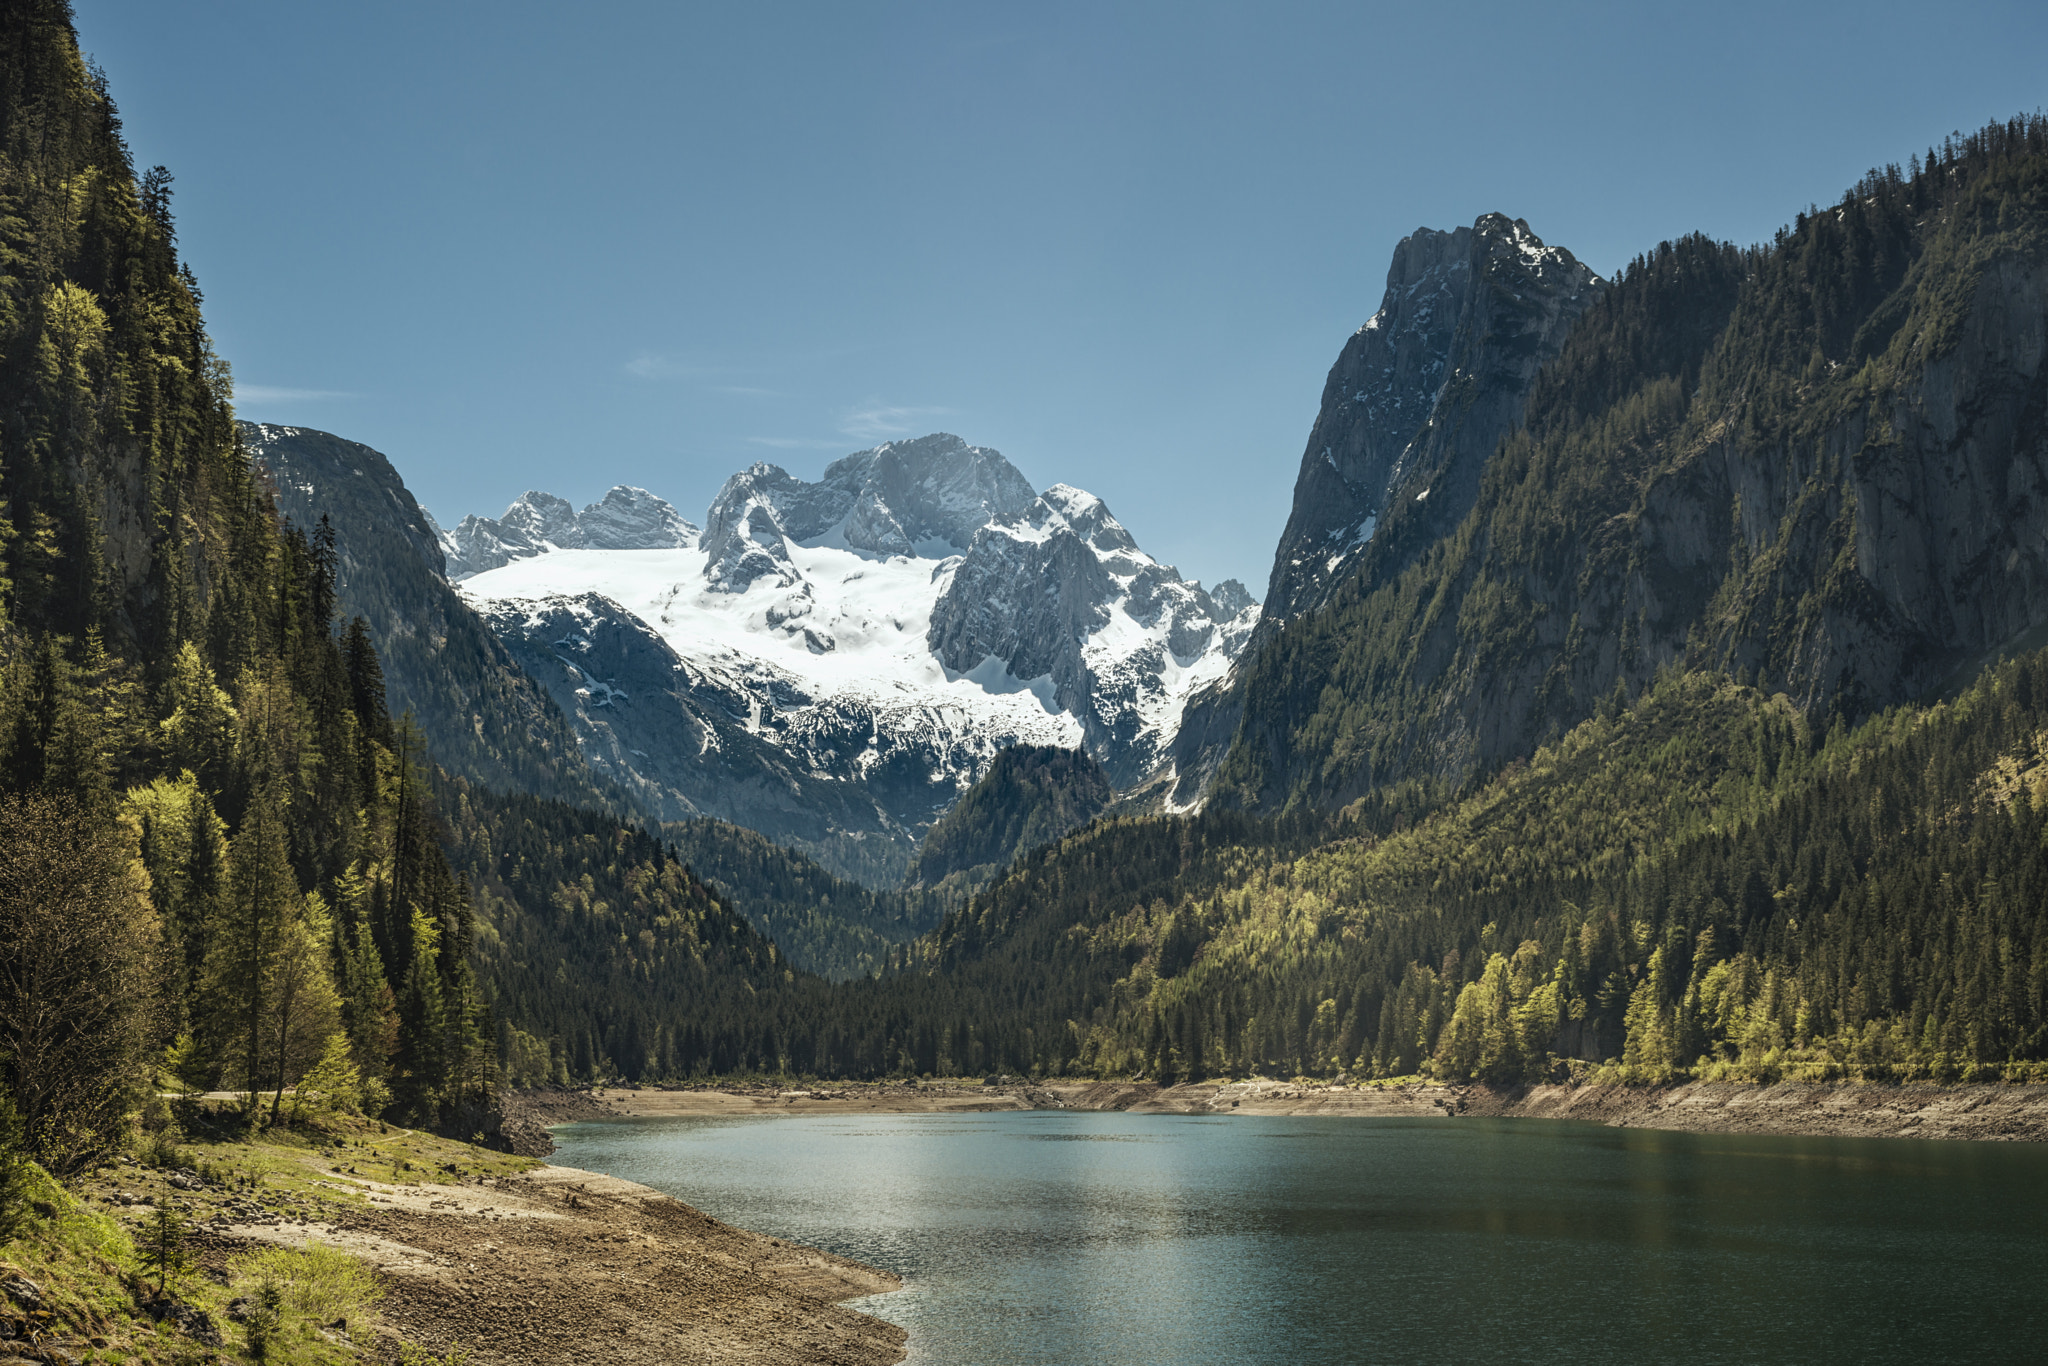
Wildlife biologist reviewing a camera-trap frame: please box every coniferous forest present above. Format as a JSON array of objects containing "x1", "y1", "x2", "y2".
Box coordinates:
[{"x1": 4, "y1": 0, "x2": 2048, "y2": 1219}]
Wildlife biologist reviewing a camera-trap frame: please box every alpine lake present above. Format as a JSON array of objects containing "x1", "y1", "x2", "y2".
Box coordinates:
[{"x1": 550, "y1": 1110, "x2": 2048, "y2": 1365}]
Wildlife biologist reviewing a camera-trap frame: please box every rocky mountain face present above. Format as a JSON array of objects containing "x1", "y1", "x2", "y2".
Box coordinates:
[
  {"x1": 1167, "y1": 214, "x2": 1601, "y2": 807},
  {"x1": 1206, "y1": 138, "x2": 2048, "y2": 810},
  {"x1": 437, "y1": 485, "x2": 698, "y2": 578},
  {"x1": 468, "y1": 590, "x2": 969, "y2": 886},
  {"x1": 242, "y1": 423, "x2": 623, "y2": 815},
  {"x1": 245, "y1": 420, "x2": 951, "y2": 967},
  {"x1": 452, "y1": 434, "x2": 1257, "y2": 880},
  {"x1": 929, "y1": 484, "x2": 1257, "y2": 784},
  {"x1": 1263, "y1": 214, "x2": 1604, "y2": 623},
  {"x1": 701, "y1": 433, "x2": 1039, "y2": 591}
]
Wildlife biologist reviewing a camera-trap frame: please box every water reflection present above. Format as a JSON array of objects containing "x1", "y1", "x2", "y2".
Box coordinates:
[{"x1": 553, "y1": 1111, "x2": 2048, "y2": 1366}]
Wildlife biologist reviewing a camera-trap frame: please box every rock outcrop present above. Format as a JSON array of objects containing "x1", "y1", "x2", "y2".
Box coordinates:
[
  {"x1": 1262, "y1": 213, "x2": 1603, "y2": 624},
  {"x1": 469, "y1": 592, "x2": 933, "y2": 883},
  {"x1": 700, "y1": 433, "x2": 1038, "y2": 593},
  {"x1": 1205, "y1": 162, "x2": 2048, "y2": 810}
]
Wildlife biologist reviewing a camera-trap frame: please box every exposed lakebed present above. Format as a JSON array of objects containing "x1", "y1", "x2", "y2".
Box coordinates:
[{"x1": 551, "y1": 1111, "x2": 2048, "y2": 1365}]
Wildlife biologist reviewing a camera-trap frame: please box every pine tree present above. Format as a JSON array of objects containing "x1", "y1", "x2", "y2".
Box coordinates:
[
  {"x1": 198, "y1": 778, "x2": 298, "y2": 1111},
  {"x1": 261, "y1": 892, "x2": 344, "y2": 1123}
]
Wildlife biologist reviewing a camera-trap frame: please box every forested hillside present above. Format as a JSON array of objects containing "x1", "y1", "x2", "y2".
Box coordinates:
[
  {"x1": 1210, "y1": 117, "x2": 2048, "y2": 811},
  {"x1": 0, "y1": 2, "x2": 782, "y2": 1178},
  {"x1": 906, "y1": 742, "x2": 1113, "y2": 896},
  {"x1": 247, "y1": 422, "x2": 625, "y2": 818}
]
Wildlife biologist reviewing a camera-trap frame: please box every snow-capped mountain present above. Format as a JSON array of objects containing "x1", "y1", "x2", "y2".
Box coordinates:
[
  {"x1": 433, "y1": 485, "x2": 699, "y2": 578},
  {"x1": 928, "y1": 484, "x2": 1255, "y2": 783},
  {"x1": 449, "y1": 434, "x2": 1257, "y2": 880}
]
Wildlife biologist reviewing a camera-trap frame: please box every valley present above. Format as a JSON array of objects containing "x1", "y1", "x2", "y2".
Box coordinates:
[{"x1": 4, "y1": 5, "x2": 2048, "y2": 1363}]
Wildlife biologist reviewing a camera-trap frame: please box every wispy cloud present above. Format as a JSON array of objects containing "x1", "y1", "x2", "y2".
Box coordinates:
[
  {"x1": 625, "y1": 353, "x2": 777, "y2": 386},
  {"x1": 625, "y1": 352, "x2": 722, "y2": 381},
  {"x1": 746, "y1": 436, "x2": 846, "y2": 451},
  {"x1": 839, "y1": 402, "x2": 955, "y2": 442},
  {"x1": 236, "y1": 384, "x2": 356, "y2": 403}
]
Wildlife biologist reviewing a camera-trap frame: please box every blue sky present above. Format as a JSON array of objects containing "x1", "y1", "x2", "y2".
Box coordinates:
[{"x1": 80, "y1": 1, "x2": 2048, "y2": 596}]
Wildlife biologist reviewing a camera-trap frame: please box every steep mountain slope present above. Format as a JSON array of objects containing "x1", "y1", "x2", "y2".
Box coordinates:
[
  {"x1": 930, "y1": 485, "x2": 1257, "y2": 783},
  {"x1": 244, "y1": 422, "x2": 623, "y2": 815},
  {"x1": 453, "y1": 434, "x2": 1258, "y2": 877},
  {"x1": 1208, "y1": 122, "x2": 2048, "y2": 811},
  {"x1": 885, "y1": 646, "x2": 2048, "y2": 1084},
  {"x1": 907, "y1": 743, "x2": 1114, "y2": 895},
  {"x1": 244, "y1": 423, "x2": 943, "y2": 967},
  {"x1": 468, "y1": 586, "x2": 946, "y2": 884},
  {"x1": 1168, "y1": 215, "x2": 1600, "y2": 805},
  {"x1": 1263, "y1": 214, "x2": 1604, "y2": 624}
]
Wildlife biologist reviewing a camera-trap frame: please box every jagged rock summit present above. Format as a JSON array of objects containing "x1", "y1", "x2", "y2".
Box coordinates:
[
  {"x1": 930, "y1": 483, "x2": 1256, "y2": 782},
  {"x1": 452, "y1": 434, "x2": 1257, "y2": 879},
  {"x1": 701, "y1": 434, "x2": 1039, "y2": 591},
  {"x1": 1263, "y1": 213, "x2": 1602, "y2": 623},
  {"x1": 1168, "y1": 213, "x2": 1600, "y2": 809},
  {"x1": 438, "y1": 485, "x2": 698, "y2": 579}
]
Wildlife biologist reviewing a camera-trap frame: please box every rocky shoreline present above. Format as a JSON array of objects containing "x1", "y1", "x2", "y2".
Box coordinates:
[
  {"x1": 507, "y1": 1076, "x2": 2048, "y2": 1143},
  {"x1": 76, "y1": 1116, "x2": 906, "y2": 1366}
]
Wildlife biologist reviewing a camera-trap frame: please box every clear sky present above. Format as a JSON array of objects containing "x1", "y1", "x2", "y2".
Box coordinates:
[{"x1": 78, "y1": 1, "x2": 2048, "y2": 596}]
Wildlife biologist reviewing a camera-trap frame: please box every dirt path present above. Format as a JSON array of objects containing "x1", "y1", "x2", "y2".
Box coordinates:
[
  {"x1": 557, "y1": 1083, "x2": 1033, "y2": 1119},
  {"x1": 1465, "y1": 1078, "x2": 2048, "y2": 1140}
]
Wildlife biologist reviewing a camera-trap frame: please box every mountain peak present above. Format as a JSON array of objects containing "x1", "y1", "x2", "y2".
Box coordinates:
[
  {"x1": 700, "y1": 433, "x2": 1038, "y2": 588},
  {"x1": 439, "y1": 484, "x2": 697, "y2": 579},
  {"x1": 1260, "y1": 212, "x2": 1603, "y2": 624}
]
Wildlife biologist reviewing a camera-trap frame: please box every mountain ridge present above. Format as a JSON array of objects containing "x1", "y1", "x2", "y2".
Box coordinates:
[{"x1": 448, "y1": 432, "x2": 1258, "y2": 876}]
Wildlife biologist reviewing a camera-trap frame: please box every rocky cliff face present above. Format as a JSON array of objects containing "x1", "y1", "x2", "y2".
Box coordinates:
[
  {"x1": 468, "y1": 592, "x2": 932, "y2": 884},
  {"x1": 1262, "y1": 214, "x2": 1603, "y2": 624},
  {"x1": 928, "y1": 485, "x2": 1257, "y2": 784},
  {"x1": 1167, "y1": 214, "x2": 1600, "y2": 808},
  {"x1": 700, "y1": 434, "x2": 1039, "y2": 593}
]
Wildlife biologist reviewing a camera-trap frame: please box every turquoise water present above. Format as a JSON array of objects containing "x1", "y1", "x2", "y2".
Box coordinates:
[{"x1": 551, "y1": 1111, "x2": 2048, "y2": 1365}]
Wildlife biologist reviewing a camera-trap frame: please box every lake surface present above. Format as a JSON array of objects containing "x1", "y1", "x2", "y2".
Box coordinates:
[{"x1": 551, "y1": 1111, "x2": 2048, "y2": 1365}]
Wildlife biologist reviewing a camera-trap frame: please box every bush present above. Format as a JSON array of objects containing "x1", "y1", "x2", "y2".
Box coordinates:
[
  {"x1": 137, "y1": 1129, "x2": 188, "y2": 1170},
  {"x1": 289, "y1": 1036, "x2": 366, "y2": 1122}
]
